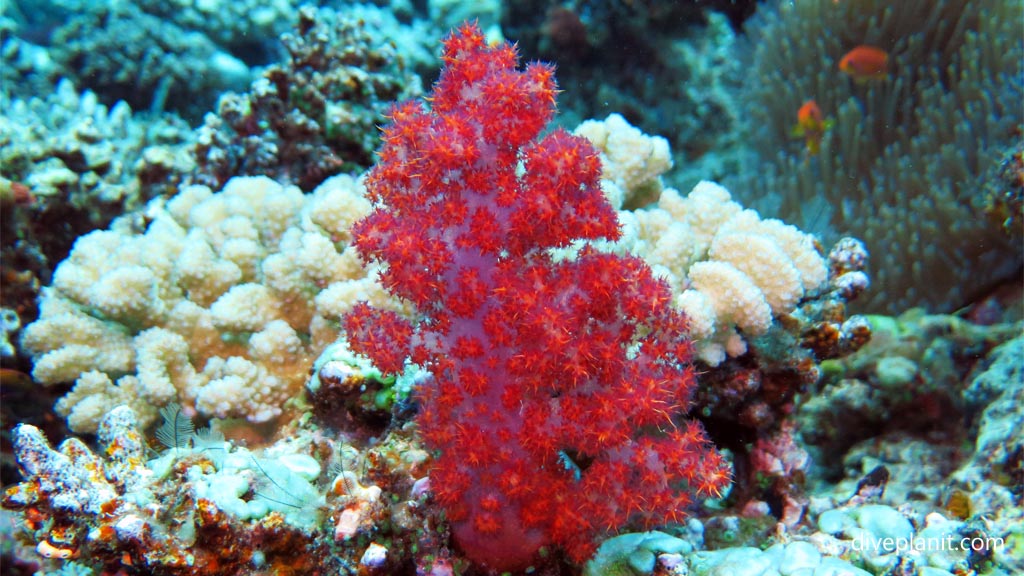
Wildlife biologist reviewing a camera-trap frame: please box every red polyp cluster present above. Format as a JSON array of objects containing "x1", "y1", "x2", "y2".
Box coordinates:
[{"x1": 344, "y1": 22, "x2": 730, "y2": 570}]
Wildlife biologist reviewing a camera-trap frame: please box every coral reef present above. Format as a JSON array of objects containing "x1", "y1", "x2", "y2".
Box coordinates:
[
  {"x1": 0, "y1": 80, "x2": 192, "y2": 256},
  {"x1": 573, "y1": 114, "x2": 870, "y2": 368},
  {"x1": 583, "y1": 530, "x2": 695, "y2": 576},
  {"x1": 1, "y1": 307, "x2": 20, "y2": 362},
  {"x1": 2, "y1": 5, "x2": 1021, "y2": 575},
  {"x1": 344, "y1": 23, "x2": 729, "y2": 569},
  {"x1": 1, "y1": 4, "x2": 437, "y2": 360},
  {"x1": 692, "y1": 503, "x2": 1002, "y2": 576},
  {"x1": 131, "y1": 0, "x2": 296, "y2": 58},
  {"x1": 9, "y1": 0, "x2": 294, "y2": 57},
  {"x1": 19, "y1": 174, "x2": 399, "y2": 433},
  {"x1": 0, "y1": 16, "x2": 61, "y2": 102},
  {"x1": 568, "y1": 117, "x2": 876, "y2": 529},
  {"x1": 574, "y1": 113, "x2": 674, "y2": 210},
  {"x1": 1, "y1": 404, "x2": 448, "y2": 575},
  {"x1": 799, "y1": 309, "x2": 1022, "y2": 473},
  {"x1": 48, "y1": 2, "x2": 251, "y2": 120},
  {"x1": 305, "y1": 337, "x2": 427, "y2": 441},
  {"x1": 504, "y1": 4, "x2": 747, "y2": 191},
  {"x1": 950, "y1": 336, "x2": 1024, "y2": 525},
  {"x1": 0, "y1": 79, "x2": 194, "y2": 361},
  {"x1": 983, "y1": 139, "x2": 1024, "y2": 240},
  {"x1": 627, "y1": 181, "x2": 831, "y2": 366},
  {"x1": 190, "y1": 5, "x2": 425, "y2": 192},
  {"x1": 733, "y1": 0, "x2": 1023, "y2": 313},
  {"x1": 3, "y1": 0, "x2": 301, "y2": 119}
]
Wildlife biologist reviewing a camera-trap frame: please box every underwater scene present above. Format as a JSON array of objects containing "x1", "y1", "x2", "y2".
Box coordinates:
[{"x1": 1, "y1": 1, "x2": 1022, "y2": 575}]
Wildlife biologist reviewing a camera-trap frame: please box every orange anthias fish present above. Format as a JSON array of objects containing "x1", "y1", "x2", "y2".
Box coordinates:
[
  {"x1": 839, "y1": 45, "x2": 890, "y2": 82},
  {"x1": 791, "y1": 100, "x2": 834, "y2": 156}
]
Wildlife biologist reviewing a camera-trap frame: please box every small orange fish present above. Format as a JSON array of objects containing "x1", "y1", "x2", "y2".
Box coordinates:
[
  {"x1": 791, "y1": 100, "x2": 834, "y2": 156},
  {"x1": 839, "y1": 45, "x2": 890, "y2": 82}
]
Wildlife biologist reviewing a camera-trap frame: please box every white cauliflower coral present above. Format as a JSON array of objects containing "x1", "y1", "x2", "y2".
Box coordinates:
[
  {"x1": 575, "y1": 113, "x2": 673, "y2": 209},
  {"x1": 600, "y1": 177, "x2": 829, "y2": 366},
  {"x1": 22, "y1": 175, "x2": 402, "y2": 433},
  {"x1": 569, "y1": 111, "x2": 832, "y2": 367}
]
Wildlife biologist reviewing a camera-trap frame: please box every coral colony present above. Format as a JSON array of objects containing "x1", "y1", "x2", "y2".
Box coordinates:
[{"x1": 344, "y1": 23, "x2": 729, "y2": 569}]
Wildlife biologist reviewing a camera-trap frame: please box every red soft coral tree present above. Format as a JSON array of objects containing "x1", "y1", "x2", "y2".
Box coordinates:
[{"x1": 345, "y1": 22, "x2": 730, "y2": 570}]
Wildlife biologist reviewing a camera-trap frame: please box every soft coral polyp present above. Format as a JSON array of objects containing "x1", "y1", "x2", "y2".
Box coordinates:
[{"x1": 345, "y1": 22, "x2": 729, "y2": 570}]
